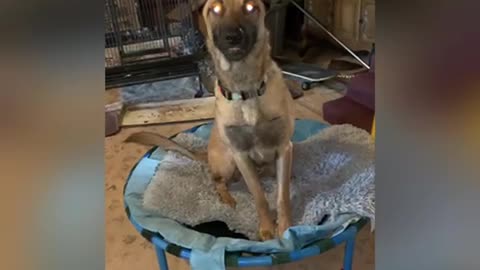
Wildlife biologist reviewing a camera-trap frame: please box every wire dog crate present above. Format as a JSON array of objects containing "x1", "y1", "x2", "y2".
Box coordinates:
[{"x1": 105, "y1": 0, "x2": 203, "y2": 89}]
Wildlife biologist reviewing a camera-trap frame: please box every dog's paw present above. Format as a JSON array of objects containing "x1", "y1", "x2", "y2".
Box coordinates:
[
  {"x1": 258, "y1": 219, "x2": 276, "y2": 241},
  {"x1": 259, "y1": 229, "x2": 275, "y2": 241},
  {"x1": 219, "y1": 193, "x2": 237, "y2": 209}
]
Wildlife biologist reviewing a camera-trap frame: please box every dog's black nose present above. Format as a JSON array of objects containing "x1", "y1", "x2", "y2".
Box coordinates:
[{"x1": 224, "y1": 27, "x2": 244, "y2": 46}]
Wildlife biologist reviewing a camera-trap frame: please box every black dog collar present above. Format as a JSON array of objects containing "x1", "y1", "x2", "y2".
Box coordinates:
[{"x1": 217, "y1": 80, "x2": 266, "y2": 101}]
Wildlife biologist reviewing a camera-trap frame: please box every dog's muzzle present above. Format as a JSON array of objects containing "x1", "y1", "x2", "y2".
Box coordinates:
[{"x1": 213, "y1": 25, "x2": 256, "y2": 61}]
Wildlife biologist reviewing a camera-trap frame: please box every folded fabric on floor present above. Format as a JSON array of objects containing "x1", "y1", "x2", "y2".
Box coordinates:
[{"x1": 124, "y1": 120, "x2": 375, "y2": 270}]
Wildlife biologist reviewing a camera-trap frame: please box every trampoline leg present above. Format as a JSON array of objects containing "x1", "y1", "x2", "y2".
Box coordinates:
[
  {"x1": 343, "y1": 237, "x2": 356, "y2": 270},
  {"x1": 155, "y1": 245, "x2": 169, "y2": 270}
]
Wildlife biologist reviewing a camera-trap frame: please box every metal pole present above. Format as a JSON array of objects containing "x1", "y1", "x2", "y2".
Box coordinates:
[
  {"x1": 155, "y1": 245, "x2": 169, "y2": 270},
  {"x1": 290, "y1": 0, "x2": 370, "y2": 70},
  {"x1": 343, "y1": 236, "x2": 356, "y2": 270}
]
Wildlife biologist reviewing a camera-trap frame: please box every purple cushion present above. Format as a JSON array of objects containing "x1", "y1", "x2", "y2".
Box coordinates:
[
  {"x1": 323, "y1": 96, "x2": 374, "y2": 133},
  {"x1": 345, "y1": 72, "x2": 375, "y2": 111}
]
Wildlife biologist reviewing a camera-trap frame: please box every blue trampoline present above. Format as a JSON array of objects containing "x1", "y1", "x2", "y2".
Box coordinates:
[{"x1": 124, "y1": 120, "x2": 369, "y2": 270}]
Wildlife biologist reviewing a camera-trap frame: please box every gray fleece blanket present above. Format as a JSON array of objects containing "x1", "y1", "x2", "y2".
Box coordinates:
[{"x1": 143, "y1": 124, "x2": 375, "y2": 240}]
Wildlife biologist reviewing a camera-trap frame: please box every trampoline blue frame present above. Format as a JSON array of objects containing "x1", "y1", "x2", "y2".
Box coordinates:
[{"x1": 127, "y1": 202, "x2": 363, "y2": 270}]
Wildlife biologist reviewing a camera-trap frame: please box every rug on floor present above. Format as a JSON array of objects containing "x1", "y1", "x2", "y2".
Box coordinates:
[{"x1": 143, "y1": 124, "x2": 375, "y2": 240}]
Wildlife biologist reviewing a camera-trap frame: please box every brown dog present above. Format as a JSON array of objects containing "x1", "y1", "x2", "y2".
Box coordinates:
[{"x1": 127, "y1": 0, "x2": 295, "y2": 241}]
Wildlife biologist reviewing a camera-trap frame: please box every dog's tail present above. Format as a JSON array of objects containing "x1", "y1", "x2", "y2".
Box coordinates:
[{"x1": 125, "y1": 132, "x2": 205, "y2": 161}]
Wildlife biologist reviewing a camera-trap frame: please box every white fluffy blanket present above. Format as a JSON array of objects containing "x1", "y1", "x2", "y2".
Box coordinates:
[{"x1": 143, "y1": 124, "x2": 375, "y2": 240}]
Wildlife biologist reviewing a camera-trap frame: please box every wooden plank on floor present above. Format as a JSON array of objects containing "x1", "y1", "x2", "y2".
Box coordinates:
[
  {"x1": 295, "y1": 86, "x2": 342, "y2": 116},
  {"x1": 294, "y1": 103, "x2": 327, "y2": 123},
  {"x1": 121, "y1": 97, "x2": 215, "y2": 126},
  {"x1": 121, "y1": 88, "x2": 336, "y2": 127}
]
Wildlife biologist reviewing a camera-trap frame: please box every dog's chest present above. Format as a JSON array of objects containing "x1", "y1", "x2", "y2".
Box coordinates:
[{"x1": 223, "y1": 116, "x2": 287, "y2": 152}]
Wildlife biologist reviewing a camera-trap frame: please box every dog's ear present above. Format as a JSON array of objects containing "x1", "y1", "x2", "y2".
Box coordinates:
[{"x1": 192, "y1": 0, "x2": 209, "y2": 38}]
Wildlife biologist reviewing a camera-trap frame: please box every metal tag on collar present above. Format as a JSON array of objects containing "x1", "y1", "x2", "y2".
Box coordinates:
[{"x1": 231, "y1": 93, "x2": 243, "y2": 101}]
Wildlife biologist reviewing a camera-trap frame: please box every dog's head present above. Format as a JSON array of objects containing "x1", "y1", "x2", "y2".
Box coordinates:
[{"x1": 202, "y1": 0, "x2": 267, "y2": 62}]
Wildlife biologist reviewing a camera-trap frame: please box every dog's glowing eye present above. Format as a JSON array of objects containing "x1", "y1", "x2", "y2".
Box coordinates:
[
  {"x1": 245, "y1": 2, "x2": 255, "y2": 13},
  {"x1": 212, "y1": 2, "x2": 223, "y2": 15}
]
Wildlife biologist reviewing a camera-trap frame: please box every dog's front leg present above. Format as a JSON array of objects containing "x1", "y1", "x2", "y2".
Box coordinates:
[
  {"x1": 233, "y1": 152, "x2": 275, "y2": 241},
  {"x1": 276, "y1": 141, "x2": 293, "y2": 237}
]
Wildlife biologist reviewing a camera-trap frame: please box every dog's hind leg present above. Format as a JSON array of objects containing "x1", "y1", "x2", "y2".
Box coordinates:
[
  {"x1": 213, "y1": 175, "x2": 237, "y2": 208},
  {"x1": 208, "y1": 125, "x2": 237, "y2": 208}
]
